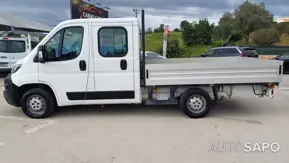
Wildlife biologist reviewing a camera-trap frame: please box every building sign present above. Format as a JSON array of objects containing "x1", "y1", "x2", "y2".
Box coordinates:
[{"x1": 70, "y1": 0, "x2": 109, "y2": 19}]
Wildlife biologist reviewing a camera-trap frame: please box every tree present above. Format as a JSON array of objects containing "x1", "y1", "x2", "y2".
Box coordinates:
[
  {"x1": 158, "y1": 40, "x2": 182, "y2": 58},
  {"x1": 180, "y1": 20, "x2": 197, "y2": 46},
  {"x1": 180, "y1": 19, "x2": 214, "y2": 45},
  {"x1": 180, "y1": 20, "x2": 191, "y2": 31},
  {"x1": 196, "y1": 19, "x2": 214, "y2": 44},
  {"x1": 158, "y1": 24, "x2": 165, "y2": 32},
  {"x1": 280, "y1": 22, "x2": 289, "y2": 35},
  {"x1": 251, "y1": 28, "x2": 280, "y2": 45},
  {"x1": 153, "y1": 28, "x2": 159, "y2": 33},
  {"x1": 218, "y1": 12, "x2": 235, "y2": 40},
  {"x1": 173, "y1": 28, "x2": 180, "y2": 32},
  {"x1": 147, "y1": 27, "x2": 152, "y2": 33},
  {"x1": 234, "y1": 1, "x2": 273, "y2": 44},
  {"x1": 285, "y1": 25, "x2": 289, "y2": 35},
  {"x1": 153, "y1": 24, "x2": 165, "y2": 33},
  {"x1": 273, "y1": 22, "x2": 287, "y2": 35}
]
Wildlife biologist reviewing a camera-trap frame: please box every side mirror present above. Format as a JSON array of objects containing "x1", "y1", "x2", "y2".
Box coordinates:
[{"x1": 37, "y1": 45, "x2": 46, "y2": 63}]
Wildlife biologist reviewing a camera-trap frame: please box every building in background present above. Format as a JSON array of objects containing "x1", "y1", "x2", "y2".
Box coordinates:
[
  {"x1": 70, "y1": 0, "x2": 109, "y2": 19},
  {"x1": 274, "y1": 16, "x2": 289, "y2": 23}
]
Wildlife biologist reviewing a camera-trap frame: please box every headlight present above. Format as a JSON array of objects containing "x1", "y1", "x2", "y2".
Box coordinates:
[{"x1": 11, "y1": 64, "x2": 22, "y2": 74}]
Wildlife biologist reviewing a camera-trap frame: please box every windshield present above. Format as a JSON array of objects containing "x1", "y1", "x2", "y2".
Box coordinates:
[
  {"x1": 0, "y1": 40, "x2": 25, "y2": 53},
  {"x1": 0, "y1": 40, "x2": 8, "y2": 53},
  {"x1": 10, "y1": 40, "x2": 26, "y2": 53}
]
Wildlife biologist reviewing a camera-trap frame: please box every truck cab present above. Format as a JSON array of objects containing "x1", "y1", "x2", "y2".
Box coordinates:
[{"x1": 4, "y1": 18, "x2": 142, "y2": 118}]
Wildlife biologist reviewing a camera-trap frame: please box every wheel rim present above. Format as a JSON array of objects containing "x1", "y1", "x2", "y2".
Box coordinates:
[
  {"x1": 27, "y1": 95, "x2": 47, "y2": 116},
  {"x1": 186, "y1": 94, "x2": 207, "y2": 113}
]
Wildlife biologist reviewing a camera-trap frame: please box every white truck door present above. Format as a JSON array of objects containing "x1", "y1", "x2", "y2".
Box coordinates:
[
  {"x1": 39, "y1": 24, "x2": 89, "y2": 106},
  {"x1": 90, "y1": 23, "x2": 137, "y2": 104}
]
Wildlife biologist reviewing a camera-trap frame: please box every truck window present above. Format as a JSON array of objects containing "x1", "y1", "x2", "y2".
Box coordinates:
[
  {"x1": 215, "y1": 48, "x2": 239, "y2": 57},
  {"x1": 61, "y1": 27, "x2": 84, "y2": 60},
  {"x1": 98, "y1": 27, "x2": 128, "y2": 57},
  {"x1": 0, "y1": 40, "x2": 8, "y2": 53},
  {"x1": 10, "y1": 40, "x2": 26, "y2": 53},
  {"x1": 241, "y1": 48, "x2": 258, "y2": 55},
  {"x1": 204, "y1": 49, "x2": 215, "y2": 56},
  {"x1": 45, "y1": 26, "x2": 84, "y2": 61}
]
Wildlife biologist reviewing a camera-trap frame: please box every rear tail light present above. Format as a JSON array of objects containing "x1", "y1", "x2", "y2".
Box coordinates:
[{"x1": 241, "y1": 53, "x2": 247, "y2": 57}]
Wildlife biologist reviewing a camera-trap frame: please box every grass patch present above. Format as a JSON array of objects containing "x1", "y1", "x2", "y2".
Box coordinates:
[
  {"x1": 145, "y1": 32, "x2": 289, "y2": 57},
  {"x1": 276, "y1": 34, "x2": 289, "y2": 46},
  {"x1": 146, "y1": 32, "x2": 214, "y2": 57}
]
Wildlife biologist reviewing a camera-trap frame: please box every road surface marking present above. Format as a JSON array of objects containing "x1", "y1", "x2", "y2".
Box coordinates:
[
  {"x1": 0, "y1": 115, "x2": 28, "y2": 121},
  {"x1": 0, "y1": 142, "x2": 4, "y2": 146},
  {"x1": 24, "y1": 120, "x2": 57, "y2": 134}
]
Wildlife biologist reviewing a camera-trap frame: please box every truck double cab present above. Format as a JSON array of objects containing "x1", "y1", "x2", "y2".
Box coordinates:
[{"x1": 3, "y1": 11, "x2": 283, "y2": 119}]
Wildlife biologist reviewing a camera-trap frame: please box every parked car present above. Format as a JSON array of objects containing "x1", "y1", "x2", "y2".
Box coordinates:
[
  {"x1": 201, "y1": 47, "x2": 259, "y2": 58},
  {"x1": 140, "y1": 51, "x2": 167, "y2": 60},
  {"x1": 275, "y1": 52, "x2": 289, "y2": 74}
]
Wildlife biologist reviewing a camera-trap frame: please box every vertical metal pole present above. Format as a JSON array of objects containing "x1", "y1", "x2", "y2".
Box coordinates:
[
  {"x1": 141, "y1": 9, "x2": 146, "y2": 87},
  {"x1": 70, "y1": 0, "x2": 73, "y2": 19}
]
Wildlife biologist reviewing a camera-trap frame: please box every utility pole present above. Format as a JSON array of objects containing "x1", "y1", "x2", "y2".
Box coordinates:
[{"x1": 133, "y1": 9, "x2": 138, "y2": 18}]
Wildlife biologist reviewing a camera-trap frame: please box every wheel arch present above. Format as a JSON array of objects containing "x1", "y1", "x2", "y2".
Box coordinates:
[
  {"x1": 19, "y1": 83, "x2": 59, "y2": 106},
  {"x1": 179, "y1": 87, "x2": 213, "y2": 118},
  {"x1": 177, "y1": 86, "x2": 214, "y2": 100}
]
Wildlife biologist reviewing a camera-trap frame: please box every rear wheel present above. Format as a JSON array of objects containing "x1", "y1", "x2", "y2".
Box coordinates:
[
  {"x1": 21, "y1": 88, "x2": 56, "y2": 119},
  {"x1": 180, "y1": 88, "x2": 212, "y2": 118}
]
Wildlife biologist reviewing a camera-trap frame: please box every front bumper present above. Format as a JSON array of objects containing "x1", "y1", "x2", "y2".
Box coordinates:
[{"x1": 3, "y1": 74, "x2": 21, "y2": 107}]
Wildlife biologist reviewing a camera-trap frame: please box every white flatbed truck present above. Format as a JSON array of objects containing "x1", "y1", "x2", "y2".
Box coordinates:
[{"x1": 3, "y1": 10, "x2": 283, "y2": 118}]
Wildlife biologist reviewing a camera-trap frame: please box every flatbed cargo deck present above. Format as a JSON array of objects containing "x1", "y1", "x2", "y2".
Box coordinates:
[{"x1": 145, "y1": 57, "x2": 282, "y2": 86}]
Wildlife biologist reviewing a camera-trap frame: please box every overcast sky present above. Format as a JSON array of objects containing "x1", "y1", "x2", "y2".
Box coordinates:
[{"x1": 0, "y1": 0, "x2": 289, "y2": 29}]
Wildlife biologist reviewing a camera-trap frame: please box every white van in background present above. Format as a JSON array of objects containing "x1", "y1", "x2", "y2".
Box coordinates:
[{"x1": 0, "y1": 36, "x2": 34, "y2": 72}]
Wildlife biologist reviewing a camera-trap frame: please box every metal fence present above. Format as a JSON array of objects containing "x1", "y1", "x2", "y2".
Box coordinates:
[{"x1": 252, "y1": 46, "x2": 289, "y2": 55}]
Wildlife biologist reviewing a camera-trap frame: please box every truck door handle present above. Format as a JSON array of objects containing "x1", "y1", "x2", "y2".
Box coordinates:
[
  {"x1": 79, "y1": 60, "x2": 86, "y2": 71},
  {"x1": 0, "y1": 56, "x2": 7, "y2": 59},
  {"x1": 120, "y1": 59, "x2": 127, "y2": 70}
]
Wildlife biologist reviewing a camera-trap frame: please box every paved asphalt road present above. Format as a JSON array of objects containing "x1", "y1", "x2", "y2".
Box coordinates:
[{"x1": 0, "y1": 75, "x2": 288, "y2": 163}]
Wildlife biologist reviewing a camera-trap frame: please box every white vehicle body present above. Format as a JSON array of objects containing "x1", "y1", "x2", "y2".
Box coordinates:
[
  {"x1": 3, "y1": 17, "x2": 283, "y2": 119},
  {"x1": 0, "y1": 37, "x2": 30, "y2": 71}
]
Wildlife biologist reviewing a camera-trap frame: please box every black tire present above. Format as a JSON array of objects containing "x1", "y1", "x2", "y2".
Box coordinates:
[
  {"x1": 180, "y1": 88, "x2": 212, "y2": 118},
  {"x1": 21, "y1": 88, "x2": 56, "y2": 119}
]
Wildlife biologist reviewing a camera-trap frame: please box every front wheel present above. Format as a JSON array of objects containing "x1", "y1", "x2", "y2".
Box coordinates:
[
  {"x1": 180, "y1": 88, "x2": 212, "y2": 118},
  {"x1": 21, "y1": 88, "x2": 56, "y2": 119}
]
